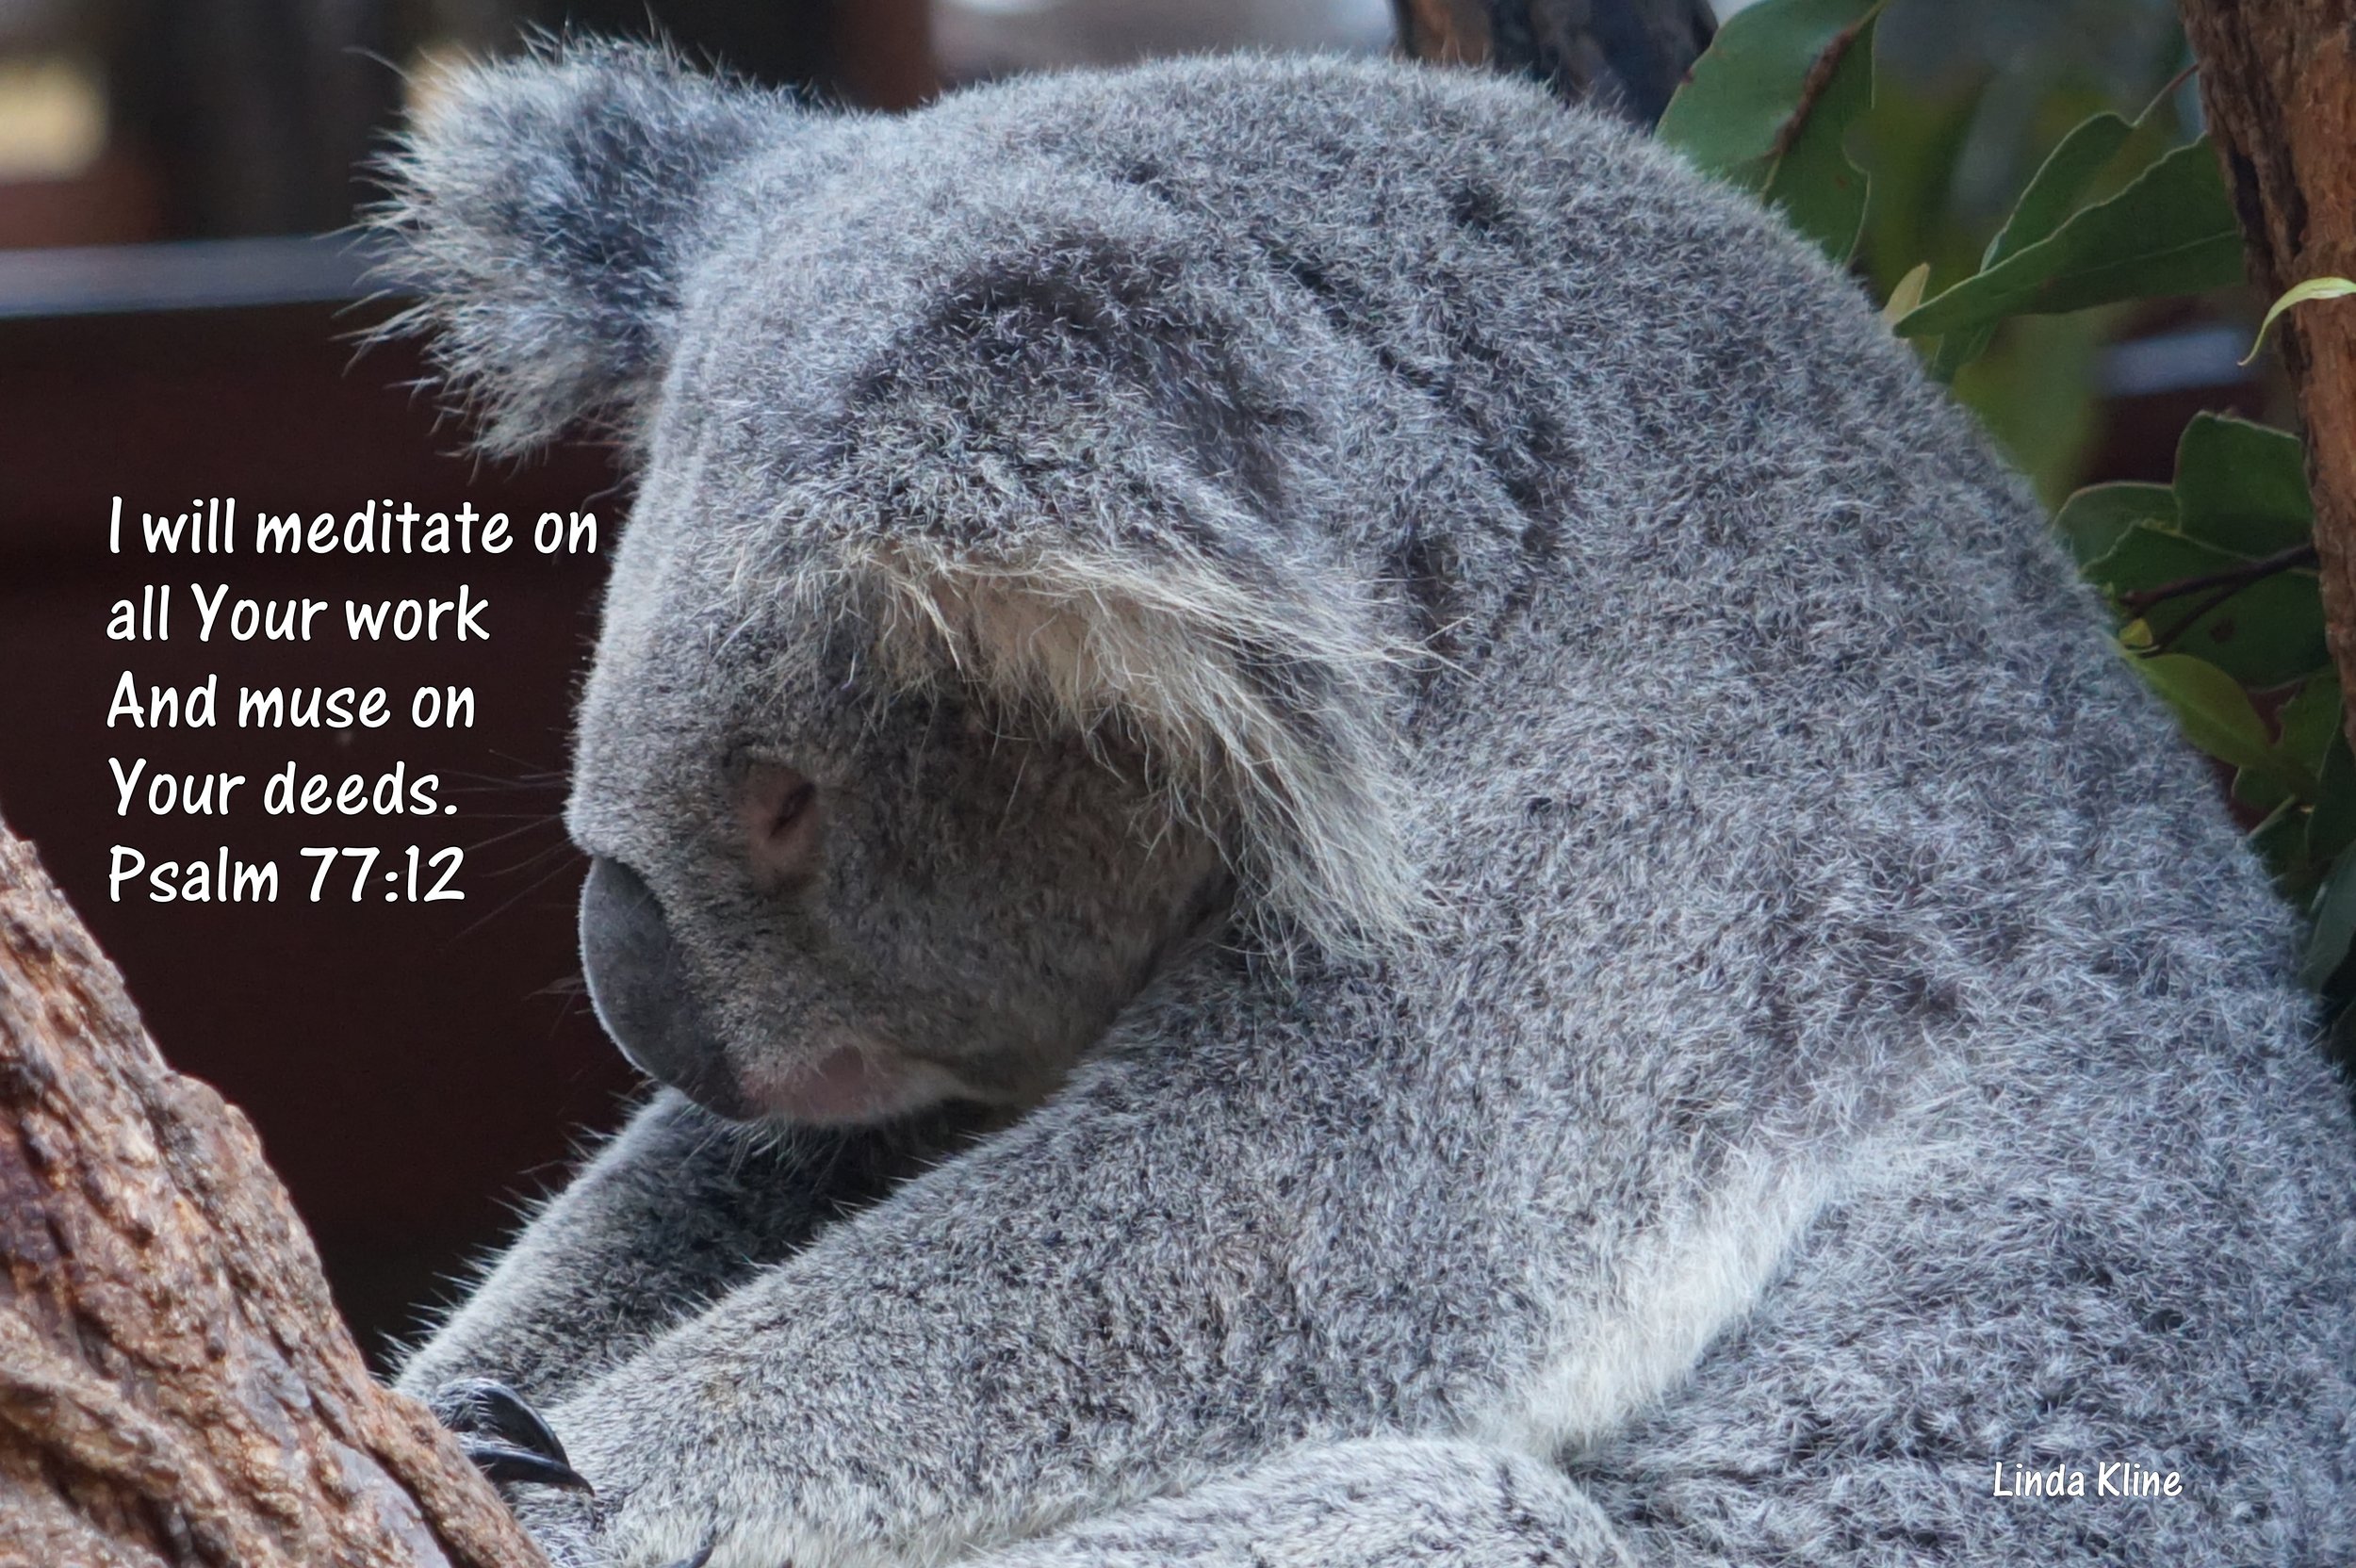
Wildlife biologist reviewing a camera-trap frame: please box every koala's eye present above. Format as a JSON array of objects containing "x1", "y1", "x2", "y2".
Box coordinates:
[{"x1": 738, "y1": 760, "x2": 820, "y2": 890}]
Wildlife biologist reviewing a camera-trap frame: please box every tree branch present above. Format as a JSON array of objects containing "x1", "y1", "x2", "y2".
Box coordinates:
[
  {"x1": 0, "y1": 813, "x2": 547, "y2": 1568},
  {"x1": 2177, "y1": 0, "x2": 2356, "y2": 746},
  {"x1": 2117, "y1": 540, "x2": 2319, "y2": 614}
]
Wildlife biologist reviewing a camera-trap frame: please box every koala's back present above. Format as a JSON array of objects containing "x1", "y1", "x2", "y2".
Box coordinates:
[
  {"x1": 751, "y1": 54, "x2": 2345, "y2": 1089},
  {"x1": 768, "y1": 54, "x2": 2356, "y2": 1543},
  {"x1": 386, "y1": 44, "x2": 2356, "y2": 1565}
]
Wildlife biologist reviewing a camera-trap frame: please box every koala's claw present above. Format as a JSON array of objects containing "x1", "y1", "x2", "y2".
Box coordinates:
[
  {"x1": 461, "y1": 1433, "x2": 597, "y2": 1494},
  {"x1": 429, "y1": 1377, "x2": 595, "y2": 1494}
]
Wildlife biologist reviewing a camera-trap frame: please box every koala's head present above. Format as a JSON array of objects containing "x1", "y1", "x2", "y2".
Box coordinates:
[{"x1": 378, "y1": 42, "x2": 1419, "y2": 1126}]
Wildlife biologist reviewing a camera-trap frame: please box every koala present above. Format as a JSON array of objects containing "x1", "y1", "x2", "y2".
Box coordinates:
[{"x1": 377, "y1": 41, "x2": 2356, "y2": 1568}]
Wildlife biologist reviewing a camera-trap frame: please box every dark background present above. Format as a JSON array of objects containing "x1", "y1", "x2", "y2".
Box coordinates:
[{"x1": 0, "y1": 0, "x2": 2262, "y2": 1366}]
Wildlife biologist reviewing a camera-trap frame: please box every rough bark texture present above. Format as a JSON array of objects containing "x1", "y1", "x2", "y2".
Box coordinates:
[
  {"x1": 1393, "y1": 0, "x2": 1715, "y2": 122},
  {"x1": 2178, "y1": 2, "x2": 2356, "y2": 746},
  {"x1": 0, "y1": 815, "x2": 546, "y2": 1568}
]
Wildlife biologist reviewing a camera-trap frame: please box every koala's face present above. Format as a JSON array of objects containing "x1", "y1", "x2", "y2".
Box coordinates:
[
  {"x1": 565, "y1": 494, "x2": 1231, "y2": 1128},
  {"x1": 382, "y1": 46, "x2": 1407, "y2": 1124}
]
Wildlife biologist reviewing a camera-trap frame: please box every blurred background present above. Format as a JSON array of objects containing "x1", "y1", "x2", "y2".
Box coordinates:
[{"x1": 0, "y1": 0, "x2": 2277, "y2": 1367}]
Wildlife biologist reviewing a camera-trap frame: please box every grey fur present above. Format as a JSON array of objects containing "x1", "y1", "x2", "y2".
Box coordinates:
[
  {"x1": 379, "y1": 44, "x2": 2356, "y2": 1568},
  {"x1": 374, "y1": 40, "x2": 794, "y2": 453}
]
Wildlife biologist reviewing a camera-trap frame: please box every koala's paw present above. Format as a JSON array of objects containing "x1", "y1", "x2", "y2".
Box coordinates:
[
  {"x1": 505, "y1": 1488, "x2": 606, "y2": 1568},
  {"x1": 506, "y1": 1490, "x2": 716, "y2": 1568},
  {"x1": 427, "y1": 1378, "x2": 717, "y2": 1568},
  {"x1": 429, "y1": 1376, "x2": 596, "y2": 1494}
]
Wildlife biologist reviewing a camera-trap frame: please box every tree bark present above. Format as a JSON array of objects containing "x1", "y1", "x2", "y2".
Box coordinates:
[
  {"x1": 1393, "y1": 0, "x2": 1716, "y2": 123},
  {"x1": 0, "y1": 815, "x2": 546, "y2": 1568},
  {"x1": 2177, "y1": 2, "x2": 2356, "y2": 745}
]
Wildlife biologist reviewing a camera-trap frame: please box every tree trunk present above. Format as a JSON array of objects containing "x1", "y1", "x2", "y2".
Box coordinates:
[
  {"x1": 0, "y1": 815, "x2": 546, "y2": 1568},
  {"x1": 1393, "y1": 0, "x2": 1716, "y2": 123},
  {"x1": 2177, "y1": 1, "x2": 2356, "y2": 748}
]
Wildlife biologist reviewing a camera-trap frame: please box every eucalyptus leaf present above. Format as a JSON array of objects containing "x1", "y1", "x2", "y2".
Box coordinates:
[
  {"x1": 2235, "y1": 765, "x2": 2294, "y2": 817},
  {"x1": 2172, "y1": 413, "x2": 2314, "y2": 558},
  {"x1": 2242, "y1": 275, "x2": 2356, "y2": 365},
  {"x1": 1758, "y1": 10, "x2": 1880, "y2": 262},
  {"x1": 1981, "y1": 112, "x2": 2139, "y2": 268},
  {"x1": 2302, "y1": 845, "x2": 2356, "y2": 989},
  {"x1": 2053, "y1": 482, "x2": 2176, "y2": 567},
  {"x1": 2155, "y1": 570, "x2": 2326, "y2": 690},
  {"x1": 2130, "y1": 652, "x2": 2283, "y2": 779},
  {"x1": 2276, "y1": 672, "x2": 2343, "y2": 778},
  {"x1": 1882, "y1": 260, "x2": 1931, "y2": 325},
  {"x1": 1658, "y1": 0, "x2": 1889, "y2": 179},
  {"x1": 2081, "y1": 519, "x2": 2320, "y2": 687},
  {"x1": 1930, "y1": 109, "x2": 2139, "y2": 376},
  {"x1": 1658, "y1": 0, "x2": 1889, "y2": 261},
  {"x1": 2311, "y1": 736, "x2": 2356, "y2": 868},
  {"x1": 2248, "y1": 795, "x2": 2307, "y2": 885},
  {"x1": 2082, "y1": 521, "x2": 2245, "y2": 596},
  {"x1": 1895, "y1": 138, "x2": 2243, "y2": 338}
]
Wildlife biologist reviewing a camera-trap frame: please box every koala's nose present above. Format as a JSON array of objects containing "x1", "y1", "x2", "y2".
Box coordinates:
[{"x1": 578, "y1": 856, "x2": 760, "y2": 1119}]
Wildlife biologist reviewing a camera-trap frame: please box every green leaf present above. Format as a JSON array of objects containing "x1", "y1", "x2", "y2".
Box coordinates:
[
  {"x1": 2270, "y1": 675, "x2": 2343, "y2": 849},
  {"x1": 1982, "y1": 112, "x2": 2139, "y2": 268},
  {"x1": 2082, "y1": 520, "x2": 2322, "y2": 688},
  {"x1": 1925, "y1": 328, "x2": 1986, "y2": 386},
  {"x1": 2172, "y1": 413, "x2": 2314, "y2": 558},
  {"x1": 2082, "y1": 520, "x2": 2243, "y2": 596},
  {"x1": 2242, "y1": 275, "x2": 2356, "y2": 365},
  {"x1": 2235, "y1": 765, "x2": 2295, "y2": 817},
  {"x1": 2053, "y1": 481, "x2": 2176, "y2": 567},
  {"x1": 2131, "y1": 652, "x2": 2282, "y2": 777},
  {"x1": 1659, "y1": 0, "x2": 1888, "y2": 177},
  {"x1": 1658, "y1": 0, "x2": 1888, "y2": 260},
  {"x1": 2279, "y1": 673, "x2": 2343, "y2": 777},
  {"x1": 1929, "y1": 109, "x2": 2139, "y2": 376},
  {"x1": 1895, "y1": 138, "x2": 2244, "y2": 338},
  {"x1": 1881, "y1": 260, "x2": 1931, "y2": 325},
  {"x1": 2160, "y1": 570, "x2": 2327, "y2": 689},
  {"x1": 2303, "y1": 845, "x2": 2356, "y2": 988},
  {"x1": 2248, "y1": 795, "x2": 2306, "y2": 882},
  {"x1": 1759, "y1": 12, "x2": 1880, "y2": 262},
  {"x1": 2310, "y1": 734, "x2": 2356, "y2": 866}
]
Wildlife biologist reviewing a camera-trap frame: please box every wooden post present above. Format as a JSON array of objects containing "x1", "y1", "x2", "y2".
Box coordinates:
[
  {"x1": 2177, "y1": 1, "x2": 2356, "y2": 746},
  {"x1": 0, "y1": 815, "x2": 546, "y2": 1568}
]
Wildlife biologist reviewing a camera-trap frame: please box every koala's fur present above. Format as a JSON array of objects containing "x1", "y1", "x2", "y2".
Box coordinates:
[{"x1": 380, "y1": 41, "x2": 2356, "y2": 1568}]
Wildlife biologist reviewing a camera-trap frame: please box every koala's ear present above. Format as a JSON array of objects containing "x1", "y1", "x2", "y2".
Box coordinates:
[
  {"x1": 786, "y1": 213, "x2": 1430, "y2": 954},
  {"x1": 370, "y1": 41, "x2": 786, "y2": 453}
]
